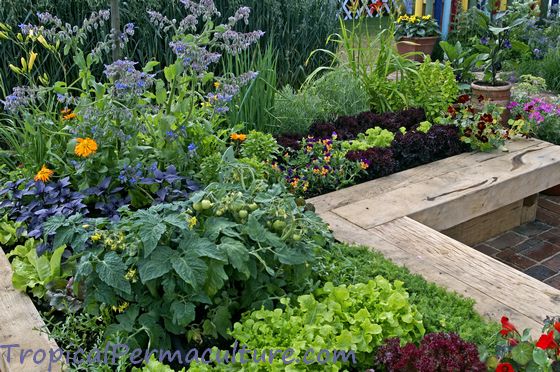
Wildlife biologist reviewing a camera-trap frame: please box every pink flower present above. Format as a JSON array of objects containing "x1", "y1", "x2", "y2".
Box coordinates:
[{"x1": 528, "y1": 111, "x2": 545, "y2": 124}]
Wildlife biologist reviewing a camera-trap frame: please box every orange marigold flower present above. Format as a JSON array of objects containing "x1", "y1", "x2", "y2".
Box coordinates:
[
  {"x1": 61, "y1": 108, "x2": 72, "y2": 115},
  {"x1": 34, "y1": 165, "x2": 54, "y2": 182},
  {"x1": 230, "y1": 133, "x2": 247, "y2": 142},
  {"x1": 63, "y1": 112, "x2": 77, "y2": 120},
  {"x1": 74, "y1": 138, "x2": 98, "y2": 157}
]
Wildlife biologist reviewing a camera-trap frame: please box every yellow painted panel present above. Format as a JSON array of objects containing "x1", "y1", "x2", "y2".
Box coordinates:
[{"x1": 415, "y1": 0, "x2": 424, "y2": 15}]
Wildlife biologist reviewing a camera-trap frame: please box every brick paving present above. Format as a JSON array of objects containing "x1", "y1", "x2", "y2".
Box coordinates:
[{"x1": 474, "y1": 194, "x2": 560, "y2": 290}]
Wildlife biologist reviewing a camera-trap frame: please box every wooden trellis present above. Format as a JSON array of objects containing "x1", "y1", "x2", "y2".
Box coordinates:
[{"x1": 340, "y1": 0, "x2": 401, "y2": 19}]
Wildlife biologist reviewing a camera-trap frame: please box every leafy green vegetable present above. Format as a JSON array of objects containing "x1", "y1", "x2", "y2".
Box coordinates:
[
  {"x1": 190, "y1": 278, "x2": 424, "y2": 371},
  {"x1": 7, "y1": 239, "x2": 74, "y2": 298},
  {"x1": 314, "y1": 244, "x2": 499, "y2": 351},
  {"x1": 51, "y1": 177, "x2": 331, "y2": 350}
]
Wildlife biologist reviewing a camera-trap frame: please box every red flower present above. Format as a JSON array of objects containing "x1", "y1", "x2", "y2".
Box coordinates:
[
  {"x1": 457, "y1": 94, "x2": 470, "y2": 104},
  {"x1": 496, "y1": 363, "x2": 514, "y2": 372},
  {"x1": 477, "y1": 94, "x2": 485, "y2": 103},
  {"x1": 507, "y1": 338, "x2": 519, "y2": 346},
  {"x1": 500, "y1": 316, "x2": 518, "y2": 336},
  {"x1": 554, "y1": 321, "x2": 560, "y2": 333},
  {"x1": 447, "y1": 105, "x2": 457, "y2": 117},
  {"x1": 481, "y1": 113, "x2": 493, "y2": 123},
  {"x1": 536, "y1": 331, "x2": 558, "y2": 350},
  {"x1": 463, "y1": 128, "x2": 473, "y2": 137},
  {"x1": 477, "y1": 121, "x2": 487, "y2": 130}
]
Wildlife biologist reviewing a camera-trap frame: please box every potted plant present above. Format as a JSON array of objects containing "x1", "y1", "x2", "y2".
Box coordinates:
[
  {"x1": 470, "y1": 8, "x2": 525, "y2": 106},
  {"x1": 394, "y1": 14, "x2": 440, "y2": 62}
]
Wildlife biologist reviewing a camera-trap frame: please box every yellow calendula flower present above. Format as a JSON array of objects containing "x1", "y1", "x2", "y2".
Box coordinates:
[
  {"x1": 201, "y1": 101, "x2": 212, "y2": 108},
  {"x1": 214, "y1": 81, "x2": 221, "y2": 89},
  {"x1": 74, "y1": 137, "x2": 98, "y2": 157},
  {"x1": 422, "y1": 15, "x2": 431, "y2": 20},
  {"x1": 63, "y1": 112, "x2": 77, "y2": 120},
  {"x1": 34, "y1": 165, "x2": 54, "y2": 182},
  {"x1": 230, "y1": 133, "x2": 247, "y2": 142},
  {"x1": 188, "y1": 216, "x2": 198, "y2": 229}
]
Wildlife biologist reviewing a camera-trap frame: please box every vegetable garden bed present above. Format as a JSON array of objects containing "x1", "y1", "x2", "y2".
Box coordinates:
[{"x1": 310, "y1": 137, "x2": 560, "y2": 334}]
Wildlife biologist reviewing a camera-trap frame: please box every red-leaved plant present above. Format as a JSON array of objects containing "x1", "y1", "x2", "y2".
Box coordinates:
[
  {"x1": 375, "y1": 332, "x2": 486, "y2": 371},
  {"x1": 488, "y1": 316, "x2": 560, "y2": 371}
]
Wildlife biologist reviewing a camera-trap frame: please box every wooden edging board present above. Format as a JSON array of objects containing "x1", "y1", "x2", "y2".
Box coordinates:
[
  {"x1": 310, "y1": 138, "x2": 560, "y2": 333},
  {"x1": 0, "y1": 249, "x2": 63, "y2": 372}
]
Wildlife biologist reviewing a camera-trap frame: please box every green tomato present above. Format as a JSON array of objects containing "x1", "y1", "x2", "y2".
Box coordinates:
[
  {"x1": 272, "y1": 220, "x2": 286, "y2": 231},
  {"x1": 193, "y1": 202, "x2": 203, "y2": 212},
  {"x1": 292, "y1": 234, "x2": 302, "y2": 241},
  {"x1": 248, "y1": 203, "x2": 258, "y2": 211},
  {"x1": 201, "y1": 199, "x2": 213, "y2": 210},
  {"x1": 238, "y1": 210, "x2": 248, "y2": 219},
  {"x1": 215, "y1": 209, "x2": 224, "y2": 217}
]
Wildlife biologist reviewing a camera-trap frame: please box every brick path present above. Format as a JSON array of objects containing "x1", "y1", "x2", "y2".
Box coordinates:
[{"x1": 474, "y1": 194, "x2": 560, "y2": 289}]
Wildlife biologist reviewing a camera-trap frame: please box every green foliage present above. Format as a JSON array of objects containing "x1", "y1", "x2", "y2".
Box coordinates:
[
  {"x1": 536, "y1": 117, "x2": 560, "y2": 146},
  {"x1": 341, "y1": 127, "x2": 395, "y2": 152},
  {"x1": 394, "y1": 14, "x2": 440, "y2": 39},
  {"x1": 133, "y1": 357, "x2": 184, "y2": 372},
  {"x1": 272, "y1": 85, "x2": 323, "y2": 135},
  {"x1": 417, "y1": 121, "x2": 432, "y2": 133},
  {"x1": 214, "y1": 0, "x2": 339, "y2": 87},
  {"x1": 439, "y1": 40, "x2": 480, "y2": 85},
  {"x1": 472, "y1": 8, "x2": 526, "y2": 85},
  {"x1": 40, "y1": 310, "x2": 122, "y2": 371},
  {"x1": 486, "y1": 317, "x2": 560, "y2": 371},
  {"x1": 0, "y1": 213, "x2": 22, "y2": 246},
  {"x1": 240, "y1": 131, "x2": 279, "y2": 162},
  {"x1": 221, "y1": 45, "x2": 278, "y2": 132},
  {"x1": 7, "y1": 238, "x2": 74, "y2": 298},
  {"x1": 271, "y1": 68, "x2": 369, "y2": 135},
  {"x1": 438, "y1": 101, "x2": 509, "y2": 152},
  {"x1": 0, "y1": 0, "x2": 337, "y2": 92},
  {"x1": 537, "y1": 48, "x2": 560, "y2": 94},
  {"x1": 191, "y1": 278, "x2": 424, "y2": 371},
  {"x1": 314, "y1": 244, "x2": 499, "y2": 350},
  {"x1": 514, "y1": 74, "x2": 547, "y2": 97},
  {"x1": 306, "y1": 68, "x2": 370, "y2": 120},
  {"x1": 403, "y1": 57, "x2": 459, "y2": 121},
  {"x1": 48, "y1": 174, "x2": 331, "y2": 350}
]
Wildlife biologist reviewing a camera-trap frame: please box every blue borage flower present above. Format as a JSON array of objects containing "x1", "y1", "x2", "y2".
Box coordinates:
[
  {"x1": 103, "y1": 60, "x2": 155, "y2": 97},
  {"x1": 1, "y1": 86, "x2": 37, "y2": 113}
]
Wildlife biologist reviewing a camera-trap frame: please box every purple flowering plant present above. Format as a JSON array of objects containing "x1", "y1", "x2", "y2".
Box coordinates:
[
  {"x1": 274, "y1": 134, "x2": 367, "y2": 197},
  {"x1": 0, "y1": 0, "x2": 263, "y2": 189},
  {"x1": 507, "y1": 97, "x2": 560, "y2": 144}
]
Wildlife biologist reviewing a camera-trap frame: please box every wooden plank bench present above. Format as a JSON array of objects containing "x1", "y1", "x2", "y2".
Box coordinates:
[
  {"x1": 0, "y1": 249, "x2": 62, "y2": 372},
  {"x1": 309, "y1": 138, "x2": 560, "y2": 333}
]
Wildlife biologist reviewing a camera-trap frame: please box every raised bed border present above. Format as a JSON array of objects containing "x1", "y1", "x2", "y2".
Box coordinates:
[{"x1": 310, "y1": 137, "x2": 560, "y2": 334}]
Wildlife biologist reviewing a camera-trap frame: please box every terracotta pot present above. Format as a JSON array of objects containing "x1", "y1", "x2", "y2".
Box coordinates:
[
  {"x1": 470, "y1": 80, "x2": 512, "y2": 107},
  {"x1": 396, "y1": 36, "x2": 439, "y2": 62},
  {"x1": 542, "y1": 184, "x2": 560, "y2": 196}
]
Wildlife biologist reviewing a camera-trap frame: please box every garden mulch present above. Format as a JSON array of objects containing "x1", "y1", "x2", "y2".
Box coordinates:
[{"x1": 475, "y1": 194, "x2": 560, "y2": 289}]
